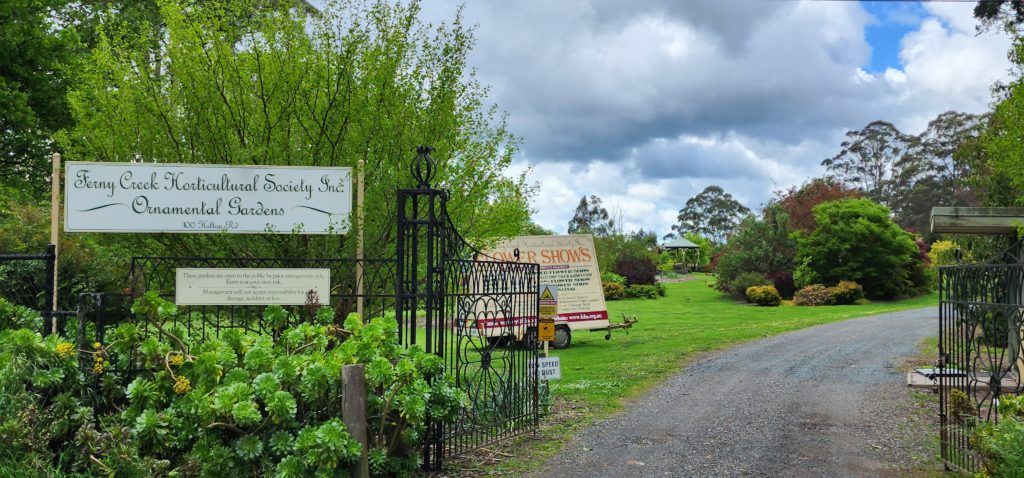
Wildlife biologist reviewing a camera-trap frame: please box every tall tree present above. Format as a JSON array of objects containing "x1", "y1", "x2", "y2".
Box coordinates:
[
  {"x1": 0, "y1": 0, "x2": 83, "y2": 191},
  {"x1": 671, "y1": 185, "x2": 749, "y2": 243},
  {"x1": 60, "y1": 0, "x2": 533, "y2": 260},
  {"x1": 567, "y1": 195, "x2": 614, "y2": 237},
  {"x1": 972, "y1": 39, "x2": 1024, "y2": 207},
  {"x1": 821, "y1": 120, "x2": 919, "y2": 209},
  {"x1": 774, "y1": 177, "x2": 860, "y2": 232},
  {"x1": 917, "y1": 111, "x2": 987, "y2": 206},
  {"x1": 974, "y1": 0, "x2": 1024, "y2": 31}
]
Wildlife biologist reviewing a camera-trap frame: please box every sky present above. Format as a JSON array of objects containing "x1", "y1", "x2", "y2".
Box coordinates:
[{"x1": 413, "y1": 0, "x2": 1013, "y2": 237}]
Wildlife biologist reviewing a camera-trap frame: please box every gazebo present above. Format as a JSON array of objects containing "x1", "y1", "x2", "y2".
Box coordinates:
[{"x1": 663, "y1": 236, "x2": 700, "y2": 272}]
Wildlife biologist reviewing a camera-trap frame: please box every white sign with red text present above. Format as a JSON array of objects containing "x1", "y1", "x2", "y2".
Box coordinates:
[{"x1": 484, "y1": 234, "x2": 609, "y2": 330}]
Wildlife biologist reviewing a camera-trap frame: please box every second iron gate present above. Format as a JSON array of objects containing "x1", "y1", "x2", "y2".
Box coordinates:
[{"x1": 396, "y1": 146, "x2": 540, "y2": 470}]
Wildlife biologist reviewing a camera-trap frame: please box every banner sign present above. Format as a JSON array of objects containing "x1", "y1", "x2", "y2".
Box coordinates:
[
  {"x1": 175, "y1": 268, "x2": 330, "y2": 305},
  {"x1": 65, "y1": 162, "x2": 352, "y2": 234},
  {"x1": 484, "y1": 234, "x2": 609, "y2": 327}
]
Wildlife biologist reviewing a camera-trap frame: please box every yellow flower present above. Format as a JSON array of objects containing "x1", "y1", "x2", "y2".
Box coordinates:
[
  {"x1": 92, "y1": 359, "x2": 105, "y2": 374},
  {"x1": 92, "y1": 342, "x2": 102, "y2": 350},
  {"x1": 55, "y1": 342, "x2": 75, "y2": 358},
  {"x1": 170, "y1": 354, "x2": 184, "y2": 366},
  {"x1": 173, "y1": 376, "x2": 191, "y2": 394}
]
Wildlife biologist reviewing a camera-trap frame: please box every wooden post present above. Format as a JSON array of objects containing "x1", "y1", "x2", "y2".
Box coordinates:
[
  {"x1": 342, "y1": 364, "x2": 370, "y2": 478},
  {"x1": 49, "y1": 153, "x2": 61, "y2": 333},
  {"x1": 355, "y1": 160, "x2": 365, "y2": 319}
]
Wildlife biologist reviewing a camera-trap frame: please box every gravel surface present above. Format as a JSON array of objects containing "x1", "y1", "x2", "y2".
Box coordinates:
[{"x1": 531, "y1": 307, "x2": 937, "y2": 478}]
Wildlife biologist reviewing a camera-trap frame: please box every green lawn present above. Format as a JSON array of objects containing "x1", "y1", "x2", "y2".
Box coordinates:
[{"x1": 549, "y1": 274, "x2": 938, "y2": 414}]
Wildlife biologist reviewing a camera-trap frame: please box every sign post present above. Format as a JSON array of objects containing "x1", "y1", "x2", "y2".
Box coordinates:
[
  {"x1": 355, "y1": 159, "x2": 365, "y2": 319},
  {"x1": 538, "y1": 285, "x2": 557, "y2": 356},
  {"x1": 49, "y1": 153, "x2": 61, "y2": 334}
]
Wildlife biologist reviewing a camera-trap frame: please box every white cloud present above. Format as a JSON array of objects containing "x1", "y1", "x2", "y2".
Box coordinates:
[{"x1": 417, "y1": 0, "x2": 1012, "y2": 235}]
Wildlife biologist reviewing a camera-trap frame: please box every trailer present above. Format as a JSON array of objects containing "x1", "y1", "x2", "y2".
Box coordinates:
[{"x1": 479, "y1": 234, "x2": 629, "y2": 349}]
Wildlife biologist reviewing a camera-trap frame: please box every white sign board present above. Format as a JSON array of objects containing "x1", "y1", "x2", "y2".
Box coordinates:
[
  {"x1": 175, "y1": 268, "x2": 330, "y2": 305},
  {"x1": 530, "y1": 356, "x2": 561, "y2": 381},
  {"x1": 484, "y1": 235, "x2": 609, "y2": 328},
  {"x1": 65, "y1": 162, "x2": 352, "y2": 234}
]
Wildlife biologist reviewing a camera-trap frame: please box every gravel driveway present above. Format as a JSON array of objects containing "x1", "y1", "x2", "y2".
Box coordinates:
[{"x1": 532, "y1": 307, "x2": 937, "y2": 478}]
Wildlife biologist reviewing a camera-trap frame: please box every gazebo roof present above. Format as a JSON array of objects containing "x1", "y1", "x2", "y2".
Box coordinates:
[{"x1": 664, "y1": 236, "x2": 699, "y2": 249}]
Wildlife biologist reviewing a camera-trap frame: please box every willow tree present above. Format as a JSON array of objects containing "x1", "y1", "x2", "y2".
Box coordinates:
[{"x1": 58, "y1": 0, "x2": 533, "y2": 264}]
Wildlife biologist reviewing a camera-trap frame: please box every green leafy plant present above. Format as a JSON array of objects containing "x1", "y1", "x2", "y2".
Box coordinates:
[
  {"x1": 793, "y1": 199, "x2": 920, "y2": 299},
  {"x1": 601, "y1": 272, "x2": 626, "y2": 285},
  {"x1": 728, "y1": 272, "x2": 772, "y2": 302},
  {"x1": 826, "y1": 280, "x2": 865, "y2": 305},
  {"x1": 0, "y1": 292, "x2": 468, "y2": 477},
  {"x1": 971, "y1": 396, "x2": 1024, "y2": 477},
  {"x1": 745, "y1": 285, "x2": 782, "y2": 306},
  {"x1": 624, "y1": 284, "x2": 660, "y2": 300},
  {"x1": 603, "y1": 281, "x2": 626, "y2": 300},
  {"x1": 793, "y1": 284, "x2": 830, "y2": 306}
]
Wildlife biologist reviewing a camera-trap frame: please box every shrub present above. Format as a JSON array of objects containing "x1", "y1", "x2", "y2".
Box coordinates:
[
  {"x1": 601, "y1": 272, "x2": 626, "y2": 285},
  {"x1": 767, "y1": 270, "x2": 796, "y2": 299},
  {"x1": 603, "y1": 281, "x2": 626, "y2": 300},
  {"x1": 713, "y1": 210, "x2": 796, "y2": 297},
  {"x1": 654, "y1": 282, "x2": 667, "y2": 297},
  {"x1": 624, "y1": 284, "x2": 659, "y2": 299},
  {"x1": 928, "y1": 240, "x2": 959, "y2": 267},
  {"x1": 728, "y1": 272, "x2": 771, "y2": 302},
  {"x1": 745, "y1": 285, "x2": 781, "y2": 306},
  {"x1": 0, "y1": 294, "x2": 468, "y2": 477},
  {"x1": 794, "y1": 199, "x2": 919, "y2": 299},
  {"x1": 594, "y1": 233, "x2": 659, "y2": 275},
  {"x1": 614, "y1": 256, "x2": 659, "y2": 285},
  {"x1": 972, "y1": 396, "x2": 1024, "y2": 477},
  {"x1": 827, "y1": 280, "x2": 864, "y2": 305},
  {"x1": 793, "y1": 284, "x2": 830, "y2": 306}
]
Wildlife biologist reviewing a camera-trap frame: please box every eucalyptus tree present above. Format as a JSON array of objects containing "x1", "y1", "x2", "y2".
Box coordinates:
[
  {"x1": 567, "y1": 195, "x2": 615, "y2": 237},
  {"x1": 821, "y1": 120, "x2": 919, "y2": 209},
  {"x1": 59, "y1": 0, "x2": 533, "y2": 259},
  {"x1": 671, "y1": 185, "x2": 749, "y2": 243}
]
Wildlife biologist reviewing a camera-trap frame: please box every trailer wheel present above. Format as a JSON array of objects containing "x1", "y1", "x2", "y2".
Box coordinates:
[{"x1": 552, "y1": 325, "x2": 572, "y2": 349}]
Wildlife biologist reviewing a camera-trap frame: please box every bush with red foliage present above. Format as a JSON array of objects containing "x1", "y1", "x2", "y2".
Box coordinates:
[
  {"x1": 775, "y1": 177, "x2": 860, "y2": 232},
  {"x1": 614, "y1": 256, "x2": 659, "y2": 285},
  {"x1": 767, "y1": 270, "x2": 797, "y2": 299}
]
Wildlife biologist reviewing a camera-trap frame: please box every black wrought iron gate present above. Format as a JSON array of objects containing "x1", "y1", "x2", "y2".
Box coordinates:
[
  {"x1": 397, "y1": 146, "x2": 540, "y2": 470},
  {"x1": 938, "y1": 238, "x2": 1024, "y2": 472}
]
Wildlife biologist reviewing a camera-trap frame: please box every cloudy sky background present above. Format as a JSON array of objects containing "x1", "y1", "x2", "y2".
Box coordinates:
[{"x1": 414, "y1": 1, "x2": 1012, "y2": 237}]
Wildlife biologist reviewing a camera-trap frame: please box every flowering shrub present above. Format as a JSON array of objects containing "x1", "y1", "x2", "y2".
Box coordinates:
[
  {"x1": 793, "y1": 284, "x2": 830, "y2": 306},
  {"x1": 826, "y1": 280, "x2": 864, "y2": 305},
  {"x1": 745, "y1": 285, "x2": 781, "y2": 306},
  {"x1": 0, "y1": 295, "x2": 468, "y2": 477},
  {"x1": 603, "y1": 281, "x2": 626, "y2": 300}
]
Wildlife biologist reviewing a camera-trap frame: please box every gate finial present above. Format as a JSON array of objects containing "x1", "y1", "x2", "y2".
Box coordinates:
[{"x1": 413, "y1": 145, "x2": 436, "y2": 188}]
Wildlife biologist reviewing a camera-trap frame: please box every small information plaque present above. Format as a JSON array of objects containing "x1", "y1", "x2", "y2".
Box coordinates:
[
  {"x1": 530, "y1": 356, "x2": 561, "y2": 380},
  {"x1": 175, "y1": 268, "x2": 330, "y2": 306}
]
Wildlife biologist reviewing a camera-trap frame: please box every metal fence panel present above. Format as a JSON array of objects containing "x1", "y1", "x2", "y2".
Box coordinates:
[{"x1": 939, "y1": 239, "x2": 1024, "y2": 473}]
